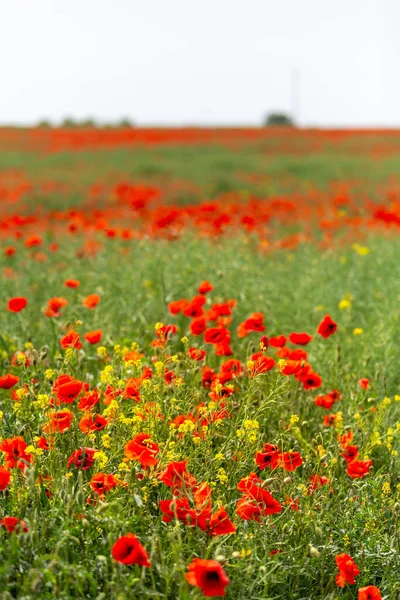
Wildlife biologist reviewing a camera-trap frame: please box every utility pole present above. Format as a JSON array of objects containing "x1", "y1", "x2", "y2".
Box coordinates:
[{"x1": 291, "y1": 69, "x2": 300, "y2": 125}]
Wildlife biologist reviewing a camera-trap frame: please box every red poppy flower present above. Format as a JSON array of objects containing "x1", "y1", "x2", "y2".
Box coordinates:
[
  {"x1": 255, "y1": 444, "x2": 280, "y2": 470},
  {"x1": 67, "y1": 447, "x2": 97, "y2": 470},
  {"x1": 301, "y1": 371, "x2": 322, "y2": 390},
  {"x1": 190, "y1": 317, "x2": 207, "y2": 336},
  {"x1": 204, "y1": 326, "x2": 230, "y2": 345},
  {"x1": 159, "y1": 498, "x2": 195, "y2": 524},
  {"x1": 112, "y1": 533, "x2": 151, "y2": 567},
  {"x1": 335, "y1": 553, "x2": 360, "y2": 587},
  {"x1": 25, "y1": 234, "x2": 42, "y2": 248},
  {"x1": 7, "y1": 297, "x2": 27, "y2": 312},
  {"x1": 269, "y1": 335, "x2": 287, "y2": 347},
  {"x1": 45, "y1": 296, "x2": 68, "y2": 318},
  {"x1": 358, "y1": 378, "x2": 370, "y2": 389},
  {"x1": 79, "y1": 413, "x2": 108, "y2": 434},
  {"x1": 358, "y1": 586, "x2": 382, "y2": 600},
  {"x1": 186, "y1": 559, "x2": 229, "y2": 597},
  {"x1": 84, "y1": 330, "x2": 103, "y2": 344},
  {"x1": 317, "y1": 315, "x2": 338, "y2": 338},
  {"x1": 183, "y1": 296, "x2": 206, "y2": 318},
  {"x1": 280, "y1": 451, "x2": 303, "y2": 472},
  {"x1": 315, "y1": 391, "x2": 338, "y2": 409},
  {"x1": 308, "y1": 474, "x2": 331, "y2": 493},
  {"x1": 52, "y1": 374, "x2": 83, "y2": 404},
  {"x1": 202, "y1": 506, "x2": 236, "y2": 537},
  {"x1": 0, "y1": 466, "x2": 11, "y2": 491},
  {"x1": 248, "y1": 352, "x2": 275, "y2": 376},
  {"x1": 0, "y1": 436, "x2": 32, "y2": 469},
  {"x1": 124, "y1": 433, "x2": 159, "y2": 467},
  {"x1": 60, "y1": 330, "x2": 82, "y2": 350},
  {"x1": 78, "y1": 389, "x2": 100, "y2": 411},
  {"x1": 201, "y1": 367, "x2": 216, "y2": 388},
  {"x1": 168, "y1": 299, "x2": 189, "y2": 315},
  {"x1": 347, "y1": 459, "x2": 372, "y2": 479},
  {"x1": 83, "y1": 294, "x2": 100, "y2": 309},
  {"x1": 0, "y1": 374, "x2": 20, "y2": 389},
  {"x1": 1, "y1": 517, "x2": 28, "y2": 533},
  {"x1": 198, "y1": 280, "x2": 214, "y2": 294},
  {"x1": 188, "y1": 347, "x2": 206, "y2": 361},
  {"x1": 64, "y1": 279, "x2": 80, "y2": 288},
  {"x1": 90, "y1": 472, "x2": 117, "y2": 495},
  {"x1": 237, "y1": 473, "x2": 282, "y2": 514},
  {"x1": 159, "y1": 460, "x2": 197, "y2": 489},
  {"x1": 341, "y1": 445, "x2": 359, "y2": 463},
  {"x1": 44, "y1": 410, "x2": 74, "y2": 433},
  {"x1": 289, "y1": 332, "x2": 313, "y2": 345},
  {"x1": 277, "y1": 359, "x2": 303, "y2": 376}
]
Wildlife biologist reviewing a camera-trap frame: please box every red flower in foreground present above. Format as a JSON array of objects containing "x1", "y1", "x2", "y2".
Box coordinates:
[
  {"x1": 67, "y1": 447, "x2": 97, "y2": 470},
  {"x1": 204, "y1": 326, "x2": 230, "y2": 345},
  {"x1": 7, "y1": 297, "x2": 27, "y2": 312},
  {"x1": 289, "y1": 332, "x2": 313, "y2": 345},
  {"x1": 280, "y1": 451, "x2": 303, "y2": 472},
  {"x1": 124, "y1": 433, "x2": 159, "y2": 467},
  {"x1": 186, "y1": 559, "x2": 230, "y2": 597},
  {"x1": 83, "y1": 294, "x2": 100, "y2": 309},
  {"x1": 60, "y1": 330, "x2": 82, "y2": 350},
  {"x1": 358, "y1": 378, "x2": 370, "y2": 389},
  {"x1": 0, "y1": 374, "x2": 20, "y2": 389},
  {"x1": 347, "y1": 459, "x2": 372, "y2": 479},
  {"x1": 64, "y1": 279, "x2": 80, "y2": 288},
  {"x1": 52, "y1": 374, "x2": 83, "y2": 404},
  {"x1": 335, "y1": 553, "x2": 360, "y2": 587},
  {"x1": 0, "y1": 436, "x2": 31, "y2": 469},
  {"x1": 159, "y1": 460, "x2": 197, "y2": 489},
  {"x1": 84, "y1": 329, "x2": 103, "y2": 344},
  {"x1": 248, "y1": 352, "x2": 275, "y2": 376},
  {"x1": 198, "y1": 280, "x2": 214, "y2": 294},
  {"x1": 79, "y1": 413, "x2": 108, "y2": 434},
  {"x1": 317, "y1": 314, "x2": 338, "y2": 338},
  {"x1": 1, "y1": 517, "x2": 28, "y2": 533},
  {"x1": 90, "y1": 472, "x2": 117, "y2": 495},
  {"x1": 301, "y1": 371, "x2": 322, "y2": 390},
  {"x1": 358, "y1": 586, "x2": 382, "y2": 600},
  {"x1": 43, "y1": 410, "x2": 74, "y2": 433},
  {"x1": 45, "y1": 296, "x2": 68, "y2": 318},
  {"x1": 269, "y1": 335, "x2": 287, "y2": 347},
  {"x1": 112, "y1": 533, "x2": 150, "y2": 566},
  {"x1": 0, "y1": 466, "x2": 11, "y2": 491}
]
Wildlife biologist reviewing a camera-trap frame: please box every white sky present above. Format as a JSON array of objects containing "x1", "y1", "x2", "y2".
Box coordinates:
[{"x1": 1, "y1": 0, "x2": 399, "y2": 127}]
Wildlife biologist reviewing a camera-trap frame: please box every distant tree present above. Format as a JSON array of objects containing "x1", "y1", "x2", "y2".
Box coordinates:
[
  {"x1": 81, "y1": 118, "x2": 96, "y2": 128},
  {"x1": 61, "y1": 117, "x2": 77, "y2": 128},
  {"x1": 118, "y1": 118, "x2": 134, "y2": 128},
  {"x1": 37, "y1": 119, "x2": 52, "y2": 128},
  {"x1": 264, "y1": 112, "x2": 295, "y2": 127}
]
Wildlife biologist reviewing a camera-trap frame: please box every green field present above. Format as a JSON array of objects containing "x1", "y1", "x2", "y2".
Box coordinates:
[{"x1": 0, "y1": 130, "x2": 399, "y2": 599}]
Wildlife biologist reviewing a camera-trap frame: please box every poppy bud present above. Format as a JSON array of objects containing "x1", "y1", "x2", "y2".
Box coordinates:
[
  {"x1": 283, "y1": 477, "x2": 292, "y2": 484},
  {"x1": 259, "y1": 565, "x2": 267, "y2": 573},
  {"x1": 25, "y1": 468, "x2": 36, "y2": 487},
  {"x1": 231, "y1": 551, "x2": 241, "y2": 559},
  {"x1": 309, "y1": 545, "x2": 320, "y2": 558},
  {"x1": 76, "y1": 490, "x2": 85, "y2": 505},
  {"x1": 314, "y1": 526, "x2": 323, "y2": 538},
  {"x1": 215, "y1": 555, "x2": 227, "y2": 564},
  {"x1": 394, "y1": 502, "x2": 400, "y2": 514}
]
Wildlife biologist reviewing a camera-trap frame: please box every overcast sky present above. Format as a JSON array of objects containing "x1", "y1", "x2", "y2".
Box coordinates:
[{"x1": 1, "y1": 0, "x2": 399, "y2": 127}]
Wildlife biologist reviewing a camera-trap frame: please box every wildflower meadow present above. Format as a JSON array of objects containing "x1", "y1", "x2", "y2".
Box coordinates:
[{"x1": 1, "y1": 127, "x2": 400, "y2": 599}]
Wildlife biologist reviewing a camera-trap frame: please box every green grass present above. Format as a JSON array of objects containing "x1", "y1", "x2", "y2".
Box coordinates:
[{"x1": 0, "y1": 138, "x2": 400, "y2": 599}]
